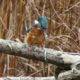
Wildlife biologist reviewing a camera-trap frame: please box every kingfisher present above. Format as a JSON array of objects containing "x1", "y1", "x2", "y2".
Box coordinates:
[
  {"x1": 24, "y1": 16, "x2": 48, "y2": 75},
  {"x1": 24, "y1": 16, "x2": 48, "y2": 47}
]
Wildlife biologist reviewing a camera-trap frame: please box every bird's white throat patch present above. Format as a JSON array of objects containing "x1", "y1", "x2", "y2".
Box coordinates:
[{"x1": 34, "y1": 20, "x2": 39, "y2": 25}]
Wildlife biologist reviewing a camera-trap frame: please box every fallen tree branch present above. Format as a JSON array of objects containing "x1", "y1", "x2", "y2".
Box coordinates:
[
  {"x1": 0, "y1": 39, "x2": 80, "y2": 67},
  {"x1": 0, "y1": 39, "x2": 80, "y2": 80},
  {"x1": 58, "y1": 61, "x2": 80, "y2": 80},
  {"x1": 0, "y1": 76, "x2": 55, "y2": 80}
]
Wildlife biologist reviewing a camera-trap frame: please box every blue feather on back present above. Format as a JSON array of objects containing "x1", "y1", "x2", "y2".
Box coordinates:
[{"x1": 38, "y1": 16, "x2": 48, "y2": 29}]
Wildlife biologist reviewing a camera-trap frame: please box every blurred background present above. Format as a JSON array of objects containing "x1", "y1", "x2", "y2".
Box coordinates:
[{"x1": 0, "y1": 0, "x2": 80, "y2": 77}]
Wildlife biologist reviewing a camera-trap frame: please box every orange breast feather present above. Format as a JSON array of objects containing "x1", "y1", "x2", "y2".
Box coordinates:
[{"x1": 24, "y1": 28, "x2": 45, "y2": 47}]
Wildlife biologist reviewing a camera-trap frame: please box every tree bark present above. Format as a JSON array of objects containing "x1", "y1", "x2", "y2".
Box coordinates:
[
  {"x1": 0, "y1": 39, "x2": 80, "y2": 80},
  {"x1": 0, "y1": 39, "x2": 80, "y2": 66},
  {"x1": 0, "y1": 76, "x2": 55, "y2": 80},
  {"x1": 58, "y1": 61, "x2": 80, "y2": 80}
]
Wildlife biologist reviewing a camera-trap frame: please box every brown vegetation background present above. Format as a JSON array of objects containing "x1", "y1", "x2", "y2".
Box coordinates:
[{"x1": 0, "y1": 0, "x2": 80, "y2": 77}]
